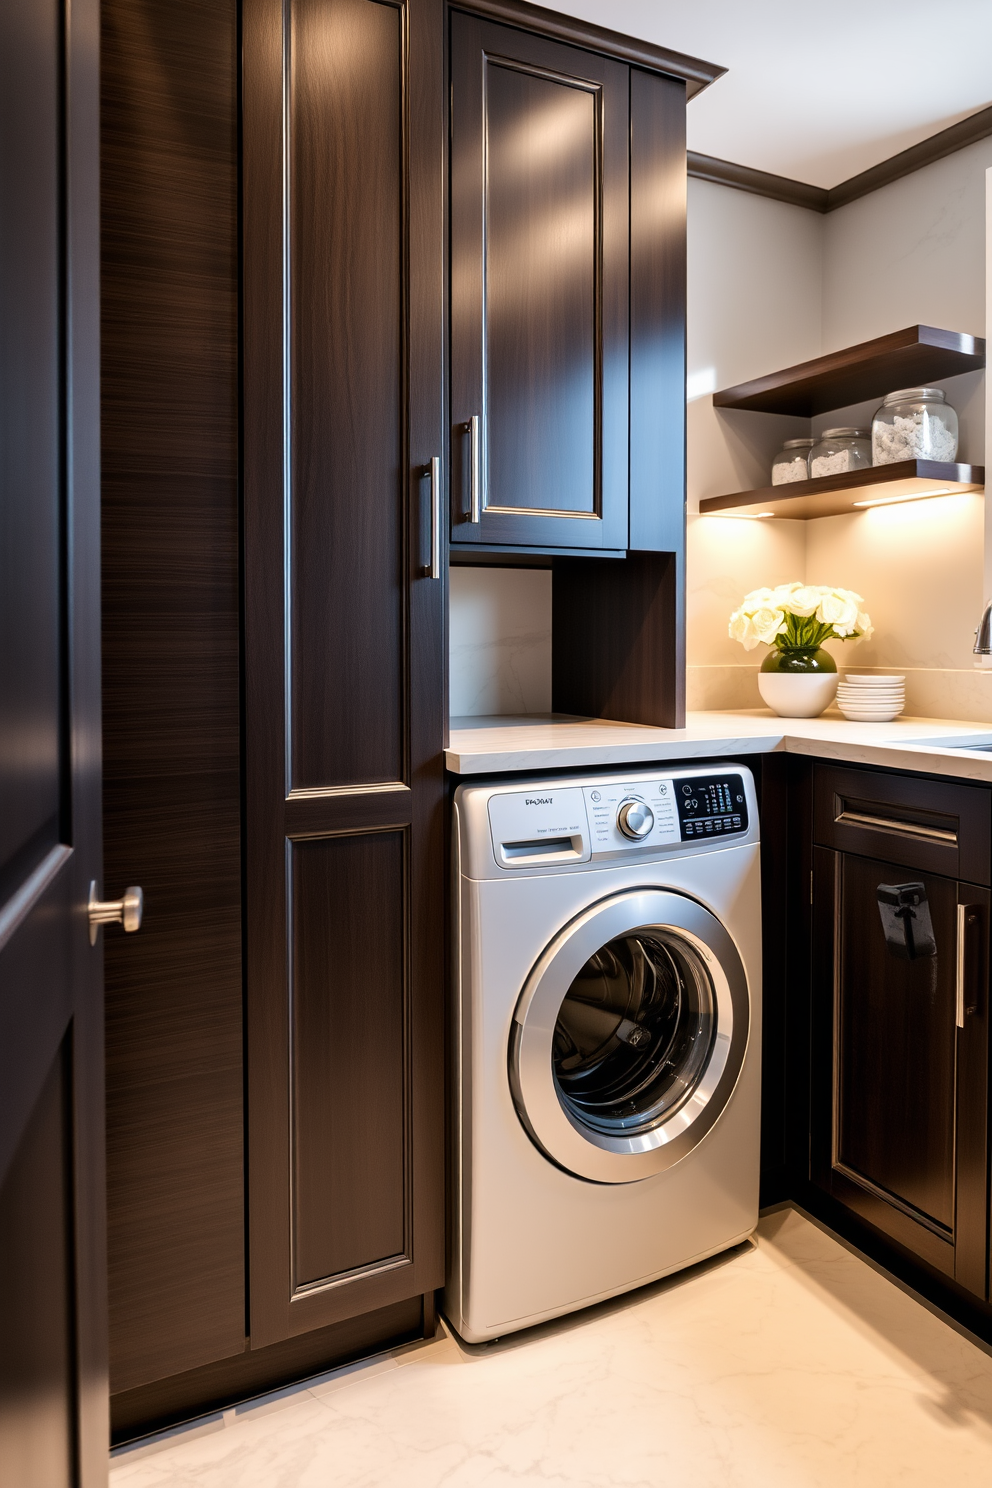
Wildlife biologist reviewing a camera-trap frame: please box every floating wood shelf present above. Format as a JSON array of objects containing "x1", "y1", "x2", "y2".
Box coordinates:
[
  {"x1": 699, "y1": 460, "x2": 985, "y2": 521},
  {"x1": 713, "y1": 325, "x2": 985, "y2": 417}
]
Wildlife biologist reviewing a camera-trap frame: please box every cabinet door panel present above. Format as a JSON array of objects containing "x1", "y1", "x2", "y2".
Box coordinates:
[
  {"x1": 244, "y1": 0, "x2": 445, "y2": 1347},
  {"x1": 450, "y1": 14, "x2": 628, "y2": 551},
  {"x1": 291, "y1": 832, "x2": 406, "y2": 1288},
  {"x1": 835, "y1": 854, "x2": 956, "y2": 1230},
  {"x1": 291, "y1": 0, "x2": 403, "y2": 790},
  {"x1": 811, "y1": 843, "x2": 990, "y2": 1297}
]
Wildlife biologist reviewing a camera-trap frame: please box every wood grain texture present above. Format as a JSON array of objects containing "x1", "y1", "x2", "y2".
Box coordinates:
[
  {"x1": 629, "y1": 68, "x2": 686, "y2": 557},
  {"x1": 552, "y1": 551, "x2": 683, "y2": 728},
  {"x1": 450, "y1": 13, "x2": 629, "y2": 553},
  {"x1": 812, "y1": 764, "x2": 991, "y2": 886},
  {"x1": 700, "y1": 460, "x2": 984, "y2": 520},
  {"x1": 808, "y1": 766, "x2": 991, "y2": 1302},
  {"x1": 291, "y1": 0, "x2": 404, "y2": 790},
  {"x1": 292, "y1": 833, "x2": 407, "y2": 1286},
  {"x1": 110, "y1": 1295, "x2": 427, "y2": 1445},
  {"x1": 836, "y1": 853, "x2": 957, "y2": 1231},
  {"x1": 0, "y1": 0, "x2": 106, "y2": 1477},
  {"x1": 244, "y1": 0, "x2": 446, "y2": 1349},
  {"x1": 0, "y1": 1049, "x2": 74, "y2": 1488},
  {"x1": 713, "y1": 324, "x2": 985, "y2": 418},
  {"x1": 101, "y1": 0, "x2": 245, "y2": 1395}
]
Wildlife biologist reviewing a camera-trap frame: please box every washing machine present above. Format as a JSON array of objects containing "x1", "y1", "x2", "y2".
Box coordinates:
[{"x1": 446, "y1": 763, "x2": 761, "y2": 1343}]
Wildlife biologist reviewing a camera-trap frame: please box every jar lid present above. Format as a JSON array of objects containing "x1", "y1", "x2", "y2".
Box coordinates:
[
  {"x1": 819, "y1": 427, "x2": 870, "y2": 439},
  {"x1": 882, "y1": 387, "x2": 945, "y2": 405},
  {"x1": 781, "y1": 438, "x2": 815, "y2": 449}
]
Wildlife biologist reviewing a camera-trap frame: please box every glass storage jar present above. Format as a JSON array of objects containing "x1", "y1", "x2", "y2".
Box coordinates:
[
  {"x1": 871, "y1": 387, "x2": 958, "y2": 464},
  {"x1": 808, "y1": 428, "x2": 872, "y2": 479},
  {"x1": 771, "y1": 437, "x2": 815, "y2": 485}
]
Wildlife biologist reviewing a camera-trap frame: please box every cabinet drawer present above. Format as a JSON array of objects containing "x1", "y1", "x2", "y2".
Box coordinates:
[{"x1": 813, "y1": 764, "x2": 991, "y2": 885}]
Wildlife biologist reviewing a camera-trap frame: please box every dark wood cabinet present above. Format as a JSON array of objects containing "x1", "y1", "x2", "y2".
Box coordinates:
[
  {"x1": 99, "y1": 0, "x2": 703, "y2": 1439},
  {"x1": 242, "y1": 0, "x2": 446, "y2": 1347},
  {"x1": 809, "y1": 766, "x2": 991, "y2": 1299},
  {"x1": 449, "y1": 17, "x2": 686, "y2": 560}
]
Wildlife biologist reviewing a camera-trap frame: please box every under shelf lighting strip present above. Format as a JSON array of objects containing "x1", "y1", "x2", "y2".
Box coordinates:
[{"x1": 852, "y1": 488, "x2": 954, "y2": 509}]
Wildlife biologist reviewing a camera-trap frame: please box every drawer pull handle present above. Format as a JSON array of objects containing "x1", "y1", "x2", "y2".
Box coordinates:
[{"x1": 836, "y1": 809, "x2": 957, "y2": 846}]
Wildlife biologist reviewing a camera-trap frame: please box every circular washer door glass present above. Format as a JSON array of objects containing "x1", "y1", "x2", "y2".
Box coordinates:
[
  {"x1": 509, "y1": 889, "x2": 750, "y2": 1183},
  {"x1": 553, "y1": 931, "x2": 715, "y2": 1138}
]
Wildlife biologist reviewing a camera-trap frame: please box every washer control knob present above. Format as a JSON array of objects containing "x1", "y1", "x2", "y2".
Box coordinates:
[{"x1": 617, "y1": 798, "x2": 654, "y2": 840}]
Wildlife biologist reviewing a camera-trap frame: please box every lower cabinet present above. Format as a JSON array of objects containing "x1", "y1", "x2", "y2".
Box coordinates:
[{"x1": 808, "y1": 765, "x2": 991, "y2": 1300}]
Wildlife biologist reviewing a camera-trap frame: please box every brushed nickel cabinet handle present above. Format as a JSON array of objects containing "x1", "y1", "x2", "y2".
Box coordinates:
[
  {"x1": 956, "y1": 903, "x2": 981, "y2": 1028},
  {"x1": 429, "y1": 455, "x2": 441, "y2": 579},
  {"x1": 469, "y1": 413, "x2": 482, "y2": 524},
  {"x1": 88, "y1": 880, "x2": 143, "y2": 946}
]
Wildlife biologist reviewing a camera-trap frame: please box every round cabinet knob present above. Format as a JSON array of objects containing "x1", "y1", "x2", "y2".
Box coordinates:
[{"x1": 617, "y1": 799, "x2": 655, "y2": 840}]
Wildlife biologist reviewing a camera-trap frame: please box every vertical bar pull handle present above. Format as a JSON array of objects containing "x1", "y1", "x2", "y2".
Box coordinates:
[
  {"x1": 429, "y1": 455, "x2": 441, "y2": 579},
  {"x1": 956, "y1": 904, "x2": 967, "y2": 1028},
  {"x1": 956, "y1": 904, "x2": 981, "y2": 1028},
  {"x1": 469, "y1": 414, "x2": 481, "y2": 525}
]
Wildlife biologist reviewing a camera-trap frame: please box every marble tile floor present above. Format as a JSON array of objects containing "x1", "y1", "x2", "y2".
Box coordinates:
[{"x1": 111, "y1": 1207, "x2": 992, "y2": 1488}]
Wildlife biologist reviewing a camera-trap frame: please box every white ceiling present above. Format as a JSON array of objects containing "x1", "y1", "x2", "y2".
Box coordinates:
[{"x1": 556, "y1": 0, "x2": 992, "y2": 188}]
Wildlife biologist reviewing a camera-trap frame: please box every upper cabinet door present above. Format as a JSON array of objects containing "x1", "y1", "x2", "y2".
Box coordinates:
[{"x1": 450, "y1": 15, "x2": 629, "y2": 553}]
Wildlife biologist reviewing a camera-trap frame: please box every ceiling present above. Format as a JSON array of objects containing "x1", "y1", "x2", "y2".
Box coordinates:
[{"x1": 556, "y1": 0, "x2": 992, "y2": 188}]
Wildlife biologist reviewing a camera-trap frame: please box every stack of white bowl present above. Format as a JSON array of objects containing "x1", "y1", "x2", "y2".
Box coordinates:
[{"x1": 836, "y1": 674, "x2": 905, "y2": 722}]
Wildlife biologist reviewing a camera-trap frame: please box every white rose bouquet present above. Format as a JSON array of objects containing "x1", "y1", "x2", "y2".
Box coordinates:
[{"x1": 729, "y1": 583, "x2": 873, "y2": 658}]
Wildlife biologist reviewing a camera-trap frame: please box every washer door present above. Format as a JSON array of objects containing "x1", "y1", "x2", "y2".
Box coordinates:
[{"x1": 509, "y1": 889, "x2": 750, "y2": 1184}]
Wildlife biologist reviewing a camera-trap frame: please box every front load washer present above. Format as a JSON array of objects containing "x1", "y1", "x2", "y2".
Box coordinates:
[{"x1": 446, "y1": 764, "x2": 761, "y2": 1343}]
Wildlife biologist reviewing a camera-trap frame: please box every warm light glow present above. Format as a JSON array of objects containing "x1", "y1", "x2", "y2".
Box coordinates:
[
  {"x1": 852, "y1": 488, "x2": 954, "y2": 508},
  {"x1": 718, "y1": 511, "x2": 776, "y2": 520}
]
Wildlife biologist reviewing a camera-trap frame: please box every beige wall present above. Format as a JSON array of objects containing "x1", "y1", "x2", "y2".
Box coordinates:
[{"x1": 692, "y1": 138, "x2": 992, "y2": 721}]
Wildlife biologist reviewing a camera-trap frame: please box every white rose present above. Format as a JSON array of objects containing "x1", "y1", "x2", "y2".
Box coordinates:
[
  {"x1": 740, "y1": 586, "x2": 776, "y2": 613},
  {"x1": 749, "y1": 606, "x2": 787, "y2": 645},
  {"x1": 783, "y1": 585, "x2": 823, "y2": 618},
  {"x1": 729, "y1": 610, "x2": 762, "y2": 650},
  {"x1": 817, "y1": 590, "x2": 859, "y2": 635},
  {"x1": 855, "y1": 610, "x2": 874, "y2": 641}
]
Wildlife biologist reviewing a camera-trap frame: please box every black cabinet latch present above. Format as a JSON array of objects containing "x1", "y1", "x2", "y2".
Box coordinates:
[{"x1": 876, "y1": 882, "x2": 936, "y2": 960}]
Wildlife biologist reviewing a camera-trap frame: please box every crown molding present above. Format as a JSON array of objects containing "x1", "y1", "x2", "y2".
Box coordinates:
[
  {"x1": 689, "y1": 102, "x2": 992, "y2": 214},
  {"x1": 450, "y1": 1, "x2": 726, "y2": 97},
  {"x1": 686, "y1": 152, "x2": 828, "y2": 211}
]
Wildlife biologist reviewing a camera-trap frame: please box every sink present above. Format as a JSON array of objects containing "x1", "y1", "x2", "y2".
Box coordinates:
[{"x1": 904, "y1": 735, "x2": 992, "y2": 752}]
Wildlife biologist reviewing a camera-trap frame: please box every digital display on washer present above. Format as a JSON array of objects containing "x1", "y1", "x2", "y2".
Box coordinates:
[{"x1": 675, "y1": 775, "x2": 748, "y2": 841}]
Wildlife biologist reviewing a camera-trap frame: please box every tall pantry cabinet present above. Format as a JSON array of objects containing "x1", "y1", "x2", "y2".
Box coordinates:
[
  {"x1": 242, "y1": 0, "x2": 446, "y2": 1347},
  {"x1": 101, "y1": 0, "x2": 707, "y2": 1440}
]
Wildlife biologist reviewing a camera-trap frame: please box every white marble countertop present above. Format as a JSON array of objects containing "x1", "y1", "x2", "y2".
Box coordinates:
[{"x1": 445, "y1": 709, "x2": 992, "y2": 781}]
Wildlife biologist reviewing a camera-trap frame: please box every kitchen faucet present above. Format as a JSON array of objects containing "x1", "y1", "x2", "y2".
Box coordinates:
[{"x1": 974, "y1": 599, "x2": 992, "y2": 654}]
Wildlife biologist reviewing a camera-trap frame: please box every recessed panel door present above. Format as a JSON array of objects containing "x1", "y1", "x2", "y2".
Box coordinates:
[
  {"x1": 811, "y1": 847, "x2": 990, "y2": 1297},
  {"x1": 450, "y1": 14, "x2": 629, "y2": 552},
  {"x1": 244, "y1": 0, "x2": 445, "y2": 1347},
  {"x1": 0, "y1": 0, "x2": 105, "y2": 1481}
]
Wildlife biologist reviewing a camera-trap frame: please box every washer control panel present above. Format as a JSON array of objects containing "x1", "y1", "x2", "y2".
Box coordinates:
[
  {"x1": 475, "y1": 766, "x2": 755, "y2": 874},
  {"x1": 674, "y1": 775, "x2": 749, "y2": 841},
  {"x1": 583, "y1": 781, "x2": 680, "y2": 852}
]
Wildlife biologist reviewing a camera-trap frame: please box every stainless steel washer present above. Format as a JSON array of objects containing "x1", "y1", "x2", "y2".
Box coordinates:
[{"x1": 447, "y1": 764, "x2": 762, "y2": 1343}]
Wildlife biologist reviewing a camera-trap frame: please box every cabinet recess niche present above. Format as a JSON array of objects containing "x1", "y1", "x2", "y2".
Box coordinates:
[{"x1": 449, "y1": 14, "x2": 688, "y2": 562}]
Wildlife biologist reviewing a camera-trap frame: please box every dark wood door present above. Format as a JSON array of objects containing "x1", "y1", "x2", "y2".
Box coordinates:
[
  {"x1": 243, "y1": 0, "x2": 446, "y2": 1346},
  {"x1": 450, "y1": 13, "x2": 629, "y2": 554},
  {"x1": 810, "y1": 767, "x2": 990, "y2": 1297},
  {"x1": 0, "y1": 0, "x2": 106, "y2": 1482}
]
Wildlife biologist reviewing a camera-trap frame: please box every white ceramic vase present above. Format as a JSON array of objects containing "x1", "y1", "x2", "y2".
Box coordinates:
[{"x1": 757, "y1": 671, "x2": 839, "y2": 719}]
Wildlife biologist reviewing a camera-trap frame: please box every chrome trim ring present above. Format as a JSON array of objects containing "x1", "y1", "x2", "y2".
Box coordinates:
[{"x1": 509, "y1": 889, "x2": 750, "y2": 1184}]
